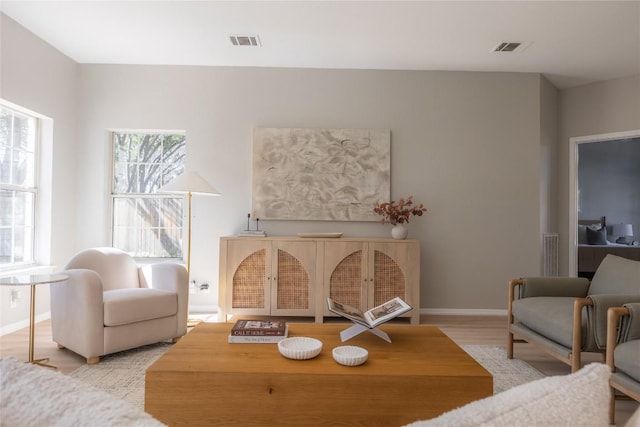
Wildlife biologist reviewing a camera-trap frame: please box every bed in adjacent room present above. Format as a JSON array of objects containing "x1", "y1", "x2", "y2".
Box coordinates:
[{"x1": 578, "y1": 217, "x2": 640, "y2": 277}]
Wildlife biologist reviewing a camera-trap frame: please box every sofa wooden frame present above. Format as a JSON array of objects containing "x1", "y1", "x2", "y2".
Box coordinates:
[
  {"x1": 507, "y1": 278, "x2": 599, "y2": 373},
  {"x1": 606, "y1": 306, "x2": 640, "y2": 425}
]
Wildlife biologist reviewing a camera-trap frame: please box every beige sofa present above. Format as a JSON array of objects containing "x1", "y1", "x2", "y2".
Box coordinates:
[
  {"x1": 51, "y1": 247, "x2": 188, "y2": 364},
  {"x1": 404, "y1": 362, "x2": 640, "y2": 427}
]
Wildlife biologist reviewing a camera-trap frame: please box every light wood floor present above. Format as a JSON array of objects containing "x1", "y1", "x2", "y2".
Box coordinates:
[{"x1": 1, "y1": 315, "x2": 637, "y2": 424}]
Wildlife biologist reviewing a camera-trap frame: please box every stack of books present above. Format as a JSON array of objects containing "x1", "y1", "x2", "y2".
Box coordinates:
[{"x1": 227, "y1": 319, "x2": 288, "y2": 343}]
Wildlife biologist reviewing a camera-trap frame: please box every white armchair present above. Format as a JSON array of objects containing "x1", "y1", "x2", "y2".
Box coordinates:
[{"x1": 51, "y1": 247, "x2": 188, "y2": 364}]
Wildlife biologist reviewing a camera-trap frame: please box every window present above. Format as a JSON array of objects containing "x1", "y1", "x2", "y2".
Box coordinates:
[
  {"x1": 111, "y1": 132, "x2": 186, "y2": 258},
  {"x1": 0, "y1": 104, "x2": 38, "y2": 269}
]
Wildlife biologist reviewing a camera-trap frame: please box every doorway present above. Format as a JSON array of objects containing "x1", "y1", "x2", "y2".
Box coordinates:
[{"x1": 568, "y1": 130, "x2": 640, "y2": 276}]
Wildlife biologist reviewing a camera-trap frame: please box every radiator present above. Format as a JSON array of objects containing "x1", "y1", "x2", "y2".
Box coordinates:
[{"x1": 542, "y1": 233, "x2": 559, "y2": 276}]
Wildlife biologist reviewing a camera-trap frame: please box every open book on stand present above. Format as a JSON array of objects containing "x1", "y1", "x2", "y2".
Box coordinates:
[
  {"x1": 327, "y1": 297, "x2": 412, "y2": 343},
  {"x1": 327, "y1": 296, "x2": 412, "y2": 328}
]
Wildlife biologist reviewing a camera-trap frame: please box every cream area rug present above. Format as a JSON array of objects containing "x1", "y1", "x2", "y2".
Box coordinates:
[
  {"x1": 69, "y1": 344, "x2": 544, "y2": 410},
  {"x1": 462, "y1": 345, "x2": 544, "y2": 393},
  {"x1": 69, "y1": 342, "x2": 172, "y2": 409}
]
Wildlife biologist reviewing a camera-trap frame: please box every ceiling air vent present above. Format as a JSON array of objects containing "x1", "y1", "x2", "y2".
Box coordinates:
[
  {"x1": 229, "y1": 34, "x2": 261, "y2": 47},
  {"x1": 491, "y1": 41, "x2": 532, "y2": 53}
]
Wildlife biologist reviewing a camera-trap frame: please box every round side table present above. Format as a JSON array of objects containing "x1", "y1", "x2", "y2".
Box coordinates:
[{"x1": 0, "y1": 273, "x2": 69, "y2": 368}]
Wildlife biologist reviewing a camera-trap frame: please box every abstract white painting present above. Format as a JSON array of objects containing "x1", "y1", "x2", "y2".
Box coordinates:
[{"x1": 253, "y1": 128, "x2": 391, "y2": 221}]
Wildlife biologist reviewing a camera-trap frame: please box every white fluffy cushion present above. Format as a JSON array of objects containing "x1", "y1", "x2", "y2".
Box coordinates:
[
  {"x1": 404, "y1": 363, "x2": 610, "y2": 427},
  {"x1": 0, "y1": 356, "x2": 165, "y2": 426}
]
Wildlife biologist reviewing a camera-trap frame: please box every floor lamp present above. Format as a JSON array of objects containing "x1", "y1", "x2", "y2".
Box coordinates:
[{"x1": 159, "y1": 171, "x2": 220, "y2": 276}]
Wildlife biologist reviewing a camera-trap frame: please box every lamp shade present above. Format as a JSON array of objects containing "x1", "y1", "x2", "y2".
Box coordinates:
[
  {"x1": 612, "y1": 223, "x2": 633, "y2": 237},
  {"x1": 159, "y1": 171, "x2": 220, "y2": 196}
]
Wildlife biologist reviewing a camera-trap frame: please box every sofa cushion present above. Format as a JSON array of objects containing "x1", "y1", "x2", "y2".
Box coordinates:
[
  {"x1": 104, "y1": 288, "x2": 177, "y2": 327},
  {"x1": 65, "y1": 247, "x2": 141, "y2": 291},
  {"x1": 626, "y1": 408, "x2": 640, "y2": 427},
  {"x1": 589, "y1": 255, "x2": 640, "y2": 296},
  {"x1": 403, "y1": 363, "x2": 610, "y2": 427},
  {"x1": 615, "y1": 340, "x2": 640, "y2": 383},
  {"x1": 512, "y1": 297, "x2": 586, "y2": 349},
  {"x1": 0, "y1": 356, "x2": 165, "y2": 426}
]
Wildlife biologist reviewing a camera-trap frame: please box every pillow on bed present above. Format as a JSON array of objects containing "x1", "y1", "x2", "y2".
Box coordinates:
[
  {"x1": 578, "y1": 225, "x2": 588, "y2": 244},
  {"x1": 587, "y1": 226, "x2": 608, "y2": 245},
  {"x1": 579, "y1": 224, "x2": 602, "y2": 244}
]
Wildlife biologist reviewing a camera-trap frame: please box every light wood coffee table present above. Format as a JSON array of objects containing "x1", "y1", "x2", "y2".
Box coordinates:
[{"x1": 146, "y1": 323, "x2": 492, "y2": 426}]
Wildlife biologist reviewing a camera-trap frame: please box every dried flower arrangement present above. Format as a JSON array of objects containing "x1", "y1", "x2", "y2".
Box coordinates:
[{"x1": 373, "y1": 196, "x2": 427, "y2": 225}]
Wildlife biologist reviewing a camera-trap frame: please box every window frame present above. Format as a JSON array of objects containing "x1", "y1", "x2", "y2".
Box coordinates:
[
  {"x1": 109, "y1": 130, "x2": 186, "y2": 260},
  {"x1": 0, "y1": 102, "x2": 41, "y2": 272}
]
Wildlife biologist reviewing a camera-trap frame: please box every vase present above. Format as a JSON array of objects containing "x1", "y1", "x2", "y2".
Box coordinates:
[{"x1": 391, "y1": 224, "x2": 408, "y2": 240}]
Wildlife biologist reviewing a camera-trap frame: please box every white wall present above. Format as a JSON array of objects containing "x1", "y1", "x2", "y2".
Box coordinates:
[
  {"x1": 77, "y1": 65, "x2": 543, "y2": 312},
  {"x1": 2, "y1": 13, "x2": 548, "y2": 331},
  {"x1": 558, "y1": 74, "x2": 640, "y2": 274},
  {"x1": 0, "y1": 14, "x2": 78, "y2": 330},
  {"x1": 3, "y1": 12, "x2": 638, "y2": 327},
  {"x1": 540, "y1": 76, "x2": 559, "y2": 237}
]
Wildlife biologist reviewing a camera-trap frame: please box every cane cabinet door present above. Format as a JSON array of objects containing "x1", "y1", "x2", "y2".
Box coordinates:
[
  {"x1": 225, "y1": 239, "x2": 271, "y2": 316},
  {"x1": 368, "y1": 241, "x2": 419, "y2": 317},
  {"x1": 270, "y1": 240, "x2": 317, "y2": 317},
  {"x1": 323, "y1": 241, "x2": 368, "y2": 314}
]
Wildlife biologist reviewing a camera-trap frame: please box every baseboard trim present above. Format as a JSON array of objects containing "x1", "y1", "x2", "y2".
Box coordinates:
[
  {"x1": 0, "y1": 311, "x2": 51, "y2": 336},
  {"x1": 188, "y1": 305, "x2": 219, "y2": 314},
  {"x1": 420, "y1": 308, "x2": 507, "y2": 316}
]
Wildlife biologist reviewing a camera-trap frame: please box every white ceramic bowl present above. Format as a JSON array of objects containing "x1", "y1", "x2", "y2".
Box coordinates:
[
  {"x1": 332, "y1": 345, "x2": 368, "y2": 366},
  {"x1": 278, "y1": 337, "x2": 322, "y2": 360}
]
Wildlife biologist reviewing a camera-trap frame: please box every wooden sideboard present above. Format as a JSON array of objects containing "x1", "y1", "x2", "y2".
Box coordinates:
[{"x1": 219, "y1": 236, "x2": 420, "y2": 324}]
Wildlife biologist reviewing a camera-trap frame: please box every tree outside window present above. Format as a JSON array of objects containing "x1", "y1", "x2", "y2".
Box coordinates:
[{"x1": 112, "y1": 132, "x2": 186, "y2": 258}]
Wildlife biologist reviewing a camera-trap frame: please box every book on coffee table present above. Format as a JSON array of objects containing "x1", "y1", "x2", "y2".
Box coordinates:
[
  {"x1": 227, "y1": 333, "x2": 288, "y2": 343},
  {"x1": 228, "y1": 319, "x2": 288, "y2": 343},
  {"x1": 327, "y1": 296, "x2": 412, "y2": 329}
]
